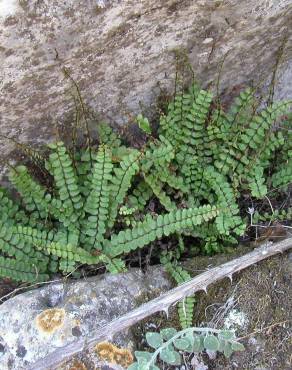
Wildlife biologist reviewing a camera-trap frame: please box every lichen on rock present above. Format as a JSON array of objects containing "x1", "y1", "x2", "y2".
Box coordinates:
[
  {"x1": 96, "y1": 342, "x2": 133, "y2": 368},
  {"x1": 35, "y1": 308, "x2": 65, "y2": 334},
  {"x1": 0, "y1": 267, "x2": 171, "y2": 369}
]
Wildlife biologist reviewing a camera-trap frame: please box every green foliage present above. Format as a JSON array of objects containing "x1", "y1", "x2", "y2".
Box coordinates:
[
  {"x1": 0, "y1": 134, "x2": 218, "y2": 282},
  {"x1": 1, "y1": 81, "x2": 291, "y2": 284},
  {"x1": 160, "y1": 251, "x2": 195, "y2": 329},
  {"x1": 137, "y1": 84, "x2": 292, "y2": 253},
  {"x1": 104, "y1": 205, "x2": 218, "y2": 258},
  {"x1": 253, "y1": 207, "x2": 292, "y2": 224},
  {"x1": 136, "y1": 114, "x2": 151, "y2": 134},
  {"x1": 271, "y1": 160, "x2": 292, "y2": 190},
  {"x1": 128, "y1": 327, "x2": 244, "y2": 370},
  {"x1": 131, "y1": 84, "x2": 291, "y2": 330}
]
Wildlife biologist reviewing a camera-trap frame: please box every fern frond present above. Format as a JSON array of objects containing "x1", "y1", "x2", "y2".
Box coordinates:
[
  {"x1": 254, "y1": 208, "x2": 292, "y2": 223},
  {"x1": 48, "y1": 142, "x2": 83, "y2": 229},
  {"x1": 83, "y1": 145, "x2": 113, "y2": 250},
  {"x1": 97, "y1": 122, "x2": 122, "y2": 148},
  {"x1": 0, "y1": 256, "x2": 49, "y2": 282},
  {"x1": 127, "y1": 180, "x2": 153, "y2": 211},
  {"x1": 144, "y1": 174, "x2": 176, "y2": 212},
  {"x1": 108, "y1": 150, "x2": 141, "y2": 228},
  {"x1": 9, "y1": 166, "x2": 50, "y2": 219},
  {"x1": 160, "y1": 252, "x2": 195, "y2": 329},
  {"x1": 238, "y1": 101, "x2": 290, "y2": 152},
  {"x1": 205, "y1": 167, "x2": 245, "y2": 236},
  {"x1": 257, "y1": 131, "x2": 285, "y2": 167},
  {"x1": 103, "y1": 256, "x2": 127, "y2": 273},
  {"x1": 214, "y1": 101, "x2": 291, "y2": 177},
  {"x1": 0, "y1": 190, "x2": 28, "y2": 224},
  {"x1": 246, "y1": 165, "x2": 267, "y2": 198},
  {"x1": 105, "y1": 205, "x2": 218, "y2": 257},
  {"x1": 142, "y1": 136, "x2": 174, "y2": 173},
  {"x1": 159, "y1": 168, "x2": 188, "y2": 193},
  {"x1": 184, "y1": 223, "x2": 237, "y2": 254},
  {"x1": 0, "y1": 221, "x2": 49, "y2": 268},
  {"x1": 76, "y1": 148, "x2": 93, "y2": 197},
  {"x1": 43, "y1": 241, "x2": 101, "y2": 266},
  {"x1": 227, "y1": 87, "x2": 255, "y2": 128},
  {"x1": 271, "y1": 159, "x2": 292, "y2": 190},
  {"x1": 96, "y1": 122, "x2": 130, "y2": 161}
]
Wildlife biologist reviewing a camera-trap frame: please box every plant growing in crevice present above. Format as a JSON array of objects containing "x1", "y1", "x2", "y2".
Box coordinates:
[
  {"x1": 0, "y1": 69, "x2": 291, "y2": 286},
  {"x1": 134, "y1": 84, "x2": 291, "y2": 253},
  {"x1": 160, "y1": 251, "x2": 195, "y2": 329},
  {"x1": 0, "y1": 139, "x2": 218, "y2": 282},
  {"x1": 128, "y1": 82, "x2": 291, "y2": 328}
]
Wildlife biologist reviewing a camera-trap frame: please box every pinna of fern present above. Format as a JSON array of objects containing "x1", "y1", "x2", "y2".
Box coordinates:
[{"x1": 0, "y1": 140, "x2": 219, "y2": 283}]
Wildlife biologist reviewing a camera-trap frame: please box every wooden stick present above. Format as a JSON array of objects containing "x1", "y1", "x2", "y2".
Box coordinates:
[{"x1": 28, "y1": 238, "x2": 292, "y2": 370}]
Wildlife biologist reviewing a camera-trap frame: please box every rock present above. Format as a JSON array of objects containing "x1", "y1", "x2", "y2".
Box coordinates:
[
  {"x1": 0, "y1": 267, "x2": 172, "y2": 370},
  {"x1": 0, "y1": 0, "x2": 291, "y2": 174}
]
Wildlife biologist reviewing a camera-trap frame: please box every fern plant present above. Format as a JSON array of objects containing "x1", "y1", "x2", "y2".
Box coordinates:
[
  {"x1": 0, "y1": 139, "x2": 219, "y2": 282},
  {"x1": 125, "y1": 85, "x2": 291, "y2": 328},
  {"x1": 135, "y1": 85, "x2": 291, "y2": 254},
  {"x1": 128, "y1": 326, "x2": 244, "y2": 370},
  {"x1": 160, "y1": 251, "x2": 195, "y2": 329}
]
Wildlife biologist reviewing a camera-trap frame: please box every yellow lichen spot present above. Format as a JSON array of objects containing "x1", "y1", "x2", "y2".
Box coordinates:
[
  {"x1": 35, "y1": 308, "x2": 65, "y2": 334},
  {"x1": 95, "y1": 342, "x2": 133, "y2": 368},
  {"x1": 74, "y1": 319, "x2": 81, "y2": 326}
]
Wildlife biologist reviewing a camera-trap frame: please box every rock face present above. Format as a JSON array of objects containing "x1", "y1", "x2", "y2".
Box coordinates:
[
  {"x1": 0, "y1": 0, "x2": 291, "y2": 168},
  {"x1": 0, "y1": 268, "x2": 171, "y2": 370}
]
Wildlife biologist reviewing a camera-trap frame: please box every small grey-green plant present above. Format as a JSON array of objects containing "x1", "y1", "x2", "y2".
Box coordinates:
[{"x1": 128, "y1": 327, "x2": 244, "y2": 370}]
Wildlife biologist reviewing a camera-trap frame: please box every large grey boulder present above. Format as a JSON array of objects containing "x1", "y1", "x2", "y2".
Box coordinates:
[
  {"x1": 0, "y1": 0, "x2": 291, "y2": 170},
  {"x1": 0, "y1": 268, "x2": 171, "y2": 370}
]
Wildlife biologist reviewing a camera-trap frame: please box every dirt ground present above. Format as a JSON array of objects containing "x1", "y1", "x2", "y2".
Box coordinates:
[{"x1": 0, "y1": 278, "x2": 18, "y2": 304}]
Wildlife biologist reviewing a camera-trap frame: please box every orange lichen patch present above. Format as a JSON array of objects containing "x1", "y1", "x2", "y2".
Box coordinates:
[
  {"x1": 35, "y1": 308, "x2": 65, "y2": 334},
  {"x1": 68, "y1": 359, "x2": 87, "y2": 370},
  {"x1": 95, "y1": 342, "x2": 133, "y2": 368}
]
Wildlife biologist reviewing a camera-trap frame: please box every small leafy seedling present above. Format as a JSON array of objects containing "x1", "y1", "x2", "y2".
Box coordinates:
[
  {"x1": 128, "y1": 327, "x2": 244, "y2": 370},
  {"x1": 137, "y1": 114, "x2": 152, "y2": 134}
]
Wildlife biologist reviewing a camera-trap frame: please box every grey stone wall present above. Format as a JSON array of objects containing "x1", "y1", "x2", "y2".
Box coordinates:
[{"x1": 0, "y1": 0, "x2": 291, "y2": 169}]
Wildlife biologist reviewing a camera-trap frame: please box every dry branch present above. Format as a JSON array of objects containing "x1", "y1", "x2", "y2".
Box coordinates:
[{"x1": 28, "y1": 238, "x2": 292, "y2": 370}]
